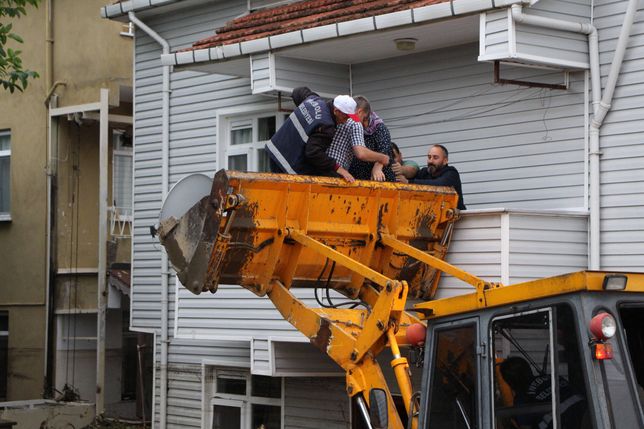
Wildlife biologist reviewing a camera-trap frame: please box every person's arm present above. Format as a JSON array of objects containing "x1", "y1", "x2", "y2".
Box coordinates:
[
  {"x1": 304, "y1": 129, "x2": 337, "y2": 172},
  {"x1": 353, "y1": 145, "x2": 389, "y2": 165},
  {"x1": 371, "y1": 124, "x2": 396, "y2": 181},
  {"x1": 337, "y1": 166, "x2": 355, "y2": 183},
  {"x1": 412, "y1": 169, "x2": 459, "y2": 187},
  {"x1": 371, "y1": 163, "x2": 385, "y2": 181},
  {"x1": 348, "y1": 121, "x2": 391, "y2": 166}
]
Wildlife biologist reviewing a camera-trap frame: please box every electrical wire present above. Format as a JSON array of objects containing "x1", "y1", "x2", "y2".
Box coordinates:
[
  {"x1": 313, "y1": 258, "x2": 369, "y2": 310},
  {"x1": 386, "y1": 86, "x2": 545, "y2": 129}
]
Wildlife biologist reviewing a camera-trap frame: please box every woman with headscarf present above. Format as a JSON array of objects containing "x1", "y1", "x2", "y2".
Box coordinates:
[{"x1": 349, "y1": 95, "x2": 396, "y2": 182}]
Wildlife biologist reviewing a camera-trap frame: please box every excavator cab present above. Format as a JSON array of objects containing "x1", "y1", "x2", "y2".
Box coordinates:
[{"x1": 419, "y1": 272, "x2": 644, "y2": 429}]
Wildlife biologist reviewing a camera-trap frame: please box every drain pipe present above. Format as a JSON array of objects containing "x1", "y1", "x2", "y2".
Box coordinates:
[
  {"x1": 128, "y1": 11, "x2": 171, "y2": 429},
  {"x1": 510, "y1": 5, "x2": 600, "y2": 111},
  {"x1": 511, "y1": 2, "x2": 638, "y2": 269},
  {"x1": 587, "y1": 0, "x2": 638, "y2": 269}
]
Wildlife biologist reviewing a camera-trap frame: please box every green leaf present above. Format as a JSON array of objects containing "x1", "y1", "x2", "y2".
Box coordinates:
[
  {"x1": 7, "y1": 33, "x2": 23, "y2": 43},
  {"x1": 0, "y1": 0, "x2": 41, "y2": 93}
]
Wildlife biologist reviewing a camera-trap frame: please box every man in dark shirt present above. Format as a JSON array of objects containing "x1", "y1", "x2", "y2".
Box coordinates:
[
  {"x1": 412, "y1": 144, "x2": 466, "y2": 210},
  {"x1": 266, "y1": 87, "x2": 354, "y2": 181}
]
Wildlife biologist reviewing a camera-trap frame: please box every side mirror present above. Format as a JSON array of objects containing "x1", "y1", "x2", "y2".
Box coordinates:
[{"x1": 369, "y1": 388, "x2": 389, "y2": 429}]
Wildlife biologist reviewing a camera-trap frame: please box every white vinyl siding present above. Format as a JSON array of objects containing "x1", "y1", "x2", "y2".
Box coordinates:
[
  {"x1": 272, "y1": 341, "x2": 342, "y2": 377},
  {"x1": 595, "y1": 0, "x2": 644, "y2": 271},
  {"x1": 353, "y1": 43, "x2": 587, "y2": 209},
  {"x1": 251, "y1": 53, "x2": 272, "y2": 93},
  {"x1": 480, "y1": 9, "x2": 510, "y2": 58},
  {"x1": 250, "y1": 53, "x2": 351, "y2": 97},
  {"x1": 131, "y1": 0, "x2": 253, "y2": 331},
  {"x1": 439, "y1": 210, "x2": 589, "y2": 299},
  {"x1": 131, "y1": 4, "x2": 270, "y2": 427},
  {"x1": 273, "y1": 56, "x2": 350, "y2": 97},
  {"x1": 440, "y1": 212, "x2": 503, "y2": 299},
  {"x1": 283, "y1": 377, "x2": 350, "y2": 429},
  {"x1": 479, "y1": 0, "x2": 591, "y2": 69},
  {"x1": 508, "y1": 213, "x2": 589, "y2": 283}
]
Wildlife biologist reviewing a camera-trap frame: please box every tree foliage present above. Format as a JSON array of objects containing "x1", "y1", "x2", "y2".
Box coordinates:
[{"x1": 0, "y1": 0, "x2": 40, "y2": 93}]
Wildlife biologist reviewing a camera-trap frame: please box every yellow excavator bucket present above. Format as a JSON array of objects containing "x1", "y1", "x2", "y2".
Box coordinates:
[{"x1": 158, "y1": 169, "x2": 460, "y2": 300}]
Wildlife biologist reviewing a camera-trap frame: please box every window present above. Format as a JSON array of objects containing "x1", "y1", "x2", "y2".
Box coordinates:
[
  {"x1": 428, "y1": 323, "x2": 478, "y2": 429},
  {"x1": 224, "y1": 114, "x2": 284, "y2": 173},
  {"x1": 618, "y1": 304, "x2": 644, "y2": 424},
  {"x1": 491, "y1": 305, "x2": 589, "y2": 429},
  {"x1": 0, "y1": 130, "x2": 10, "y2": 219},
  {"x1": 0, "y1": 312, "x2": 7, "y2": 401},
  {"x1": 206, "y1": 368, "x2": 282, "y2": 429},
  {"x1": 112, "y1": 130, "x2": 133, "y2": 220}
]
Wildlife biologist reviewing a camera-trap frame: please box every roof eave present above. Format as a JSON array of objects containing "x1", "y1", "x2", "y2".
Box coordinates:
[
  {"x1": 101, "y1": 0, "x2": 215, "y2": 21},
  {"x1": 101, "y1": 0, "x2": 181, "y2": 20},
  {"x1": 161, "y1": 0, "x2": 530, "y2": 67}
]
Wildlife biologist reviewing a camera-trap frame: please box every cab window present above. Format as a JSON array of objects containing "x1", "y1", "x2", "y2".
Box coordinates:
[
  {"x1": 618, "y1": 305, "x2": 644, "y2": 420},
  {"x1": 427, "y1": 323, "x2": 478, "y2": 429},
  {"x1": 491, "y1": 305, "x2": 590, "y2": 429}
]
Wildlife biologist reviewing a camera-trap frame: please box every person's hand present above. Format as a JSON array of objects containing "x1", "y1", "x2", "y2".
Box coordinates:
[
  {"x1": 371, "y1": 163, "x2": 385, "y2": 181},
  {"x1": 391, "y1": 161, "x2": 403, "y2": 175},
  {"x1": 337, "y1": 167, "x2": 355, "y2": 183},
  {"x1": 396, "y1": 174, "x2": 408, "y2": 184}
]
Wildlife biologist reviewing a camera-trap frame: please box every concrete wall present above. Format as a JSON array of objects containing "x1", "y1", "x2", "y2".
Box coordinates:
[
  {"x1": 0, "y1": 1, "x2": 48, "y2": 401},
  {"x1": 0, "y1": 0, "x2": 132, "y2": 401}
]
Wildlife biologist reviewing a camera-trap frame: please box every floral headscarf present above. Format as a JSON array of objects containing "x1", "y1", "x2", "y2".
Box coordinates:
[{"x1": 364, "y1": 112, "x2": 384, "y2": 136}]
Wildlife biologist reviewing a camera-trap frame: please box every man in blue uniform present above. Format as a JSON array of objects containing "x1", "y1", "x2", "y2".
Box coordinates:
[{"x1": 266, "y1": 87, "x2": 354, "y2": 181}]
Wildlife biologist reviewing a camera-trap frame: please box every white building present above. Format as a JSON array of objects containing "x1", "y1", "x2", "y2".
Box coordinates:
[{"x1": 102, "y1": 0, "x2": 644, "y2": 427}]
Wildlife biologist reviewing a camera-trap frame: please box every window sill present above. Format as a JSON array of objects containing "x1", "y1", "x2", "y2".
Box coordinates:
[{"x1": 0, "y1": 213, "x2": 11, "y2": 222}]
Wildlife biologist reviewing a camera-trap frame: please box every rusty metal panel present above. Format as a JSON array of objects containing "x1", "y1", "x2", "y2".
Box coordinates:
[{"x1": 159, "y1": 170, "x2": 459, "y2": 300}]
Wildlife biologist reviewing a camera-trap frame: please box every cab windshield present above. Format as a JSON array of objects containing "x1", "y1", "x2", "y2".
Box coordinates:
[{"x1": 619, "y1": 305, "x2": 644, "y2": 421}]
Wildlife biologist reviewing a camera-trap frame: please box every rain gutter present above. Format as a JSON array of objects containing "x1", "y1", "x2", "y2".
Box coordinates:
[
  {"x1": 101, "y1": 0, "x2": 180, "y2": 19},
  {"x1": 127, "y1": 11, "x2": 171, "y2": 429},
  {"x1": 161, "y1": 0, "x2": 529, "y2": 66}
]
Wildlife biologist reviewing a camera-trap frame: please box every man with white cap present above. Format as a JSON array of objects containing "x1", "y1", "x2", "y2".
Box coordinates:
[
  {"x1": 266, "y1": 87, "x2": 355, "y2": 181},
  {"x1": 327, "y1": 95, "x2": 392, "y2": 173}
]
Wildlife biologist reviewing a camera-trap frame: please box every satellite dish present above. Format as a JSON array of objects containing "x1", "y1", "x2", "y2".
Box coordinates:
[{"x1": 160, "y1": 173, "x2": 212, "y2": 222}]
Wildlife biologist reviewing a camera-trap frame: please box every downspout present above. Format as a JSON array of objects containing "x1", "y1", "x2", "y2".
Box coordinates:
[
  {"x1": 127, "y1": 11, "x2": 170, "y2": 429},
  {"x1": 587, "y1": 0, "x2": 638, "y2": 269},
  {"x1": 511, "y1": 2, "x2": 638, "y2": 269}
]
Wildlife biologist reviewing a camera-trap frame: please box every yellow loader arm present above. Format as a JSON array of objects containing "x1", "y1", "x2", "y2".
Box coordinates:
[{"x1": 157, "y1": 170, "x2": 492, "y2": 429}]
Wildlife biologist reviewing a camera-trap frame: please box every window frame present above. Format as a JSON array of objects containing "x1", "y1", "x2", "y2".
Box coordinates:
[
  {"x1": 618, "y1": 302, "x2": 644, "y2": 425},
  {"x1": 210, "y1": 397, "x2": 248, "y2": 429},
  {"x1": 203, "y1": 366, "x2": 284, "y2": 429},
  {"x1": 489, "y1": 307, "x2": 558, "y2": 428},
  {"x1": 0, "y1": 311, "x2": 8, "y2": 401},
  {"x1": 0, "y1": 130, "x2": 11, "y2": 221},
  {"x1": 111, "y1": 129, "x2": 133, "y2": 222},
  {"x1": 216, "y1": 104, "x2": 286, "y2": 173},
  {"x1": 425, "y1": 318, "x2": 481, "y2": 429}
]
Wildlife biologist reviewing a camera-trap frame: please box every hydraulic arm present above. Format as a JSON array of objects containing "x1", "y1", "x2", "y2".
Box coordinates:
[{"x1": 157, "y1": 170, "x2": 493, "y2": 428}]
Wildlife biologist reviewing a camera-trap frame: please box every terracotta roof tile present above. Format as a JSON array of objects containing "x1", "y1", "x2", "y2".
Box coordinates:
[{"x1": 191, "y1": 0, "x2": 448, "y2": 50}]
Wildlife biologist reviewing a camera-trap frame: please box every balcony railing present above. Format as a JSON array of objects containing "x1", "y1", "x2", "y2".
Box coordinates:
[{"x1": 109, "y1": 206, "x2": 132, "y2": 237}]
